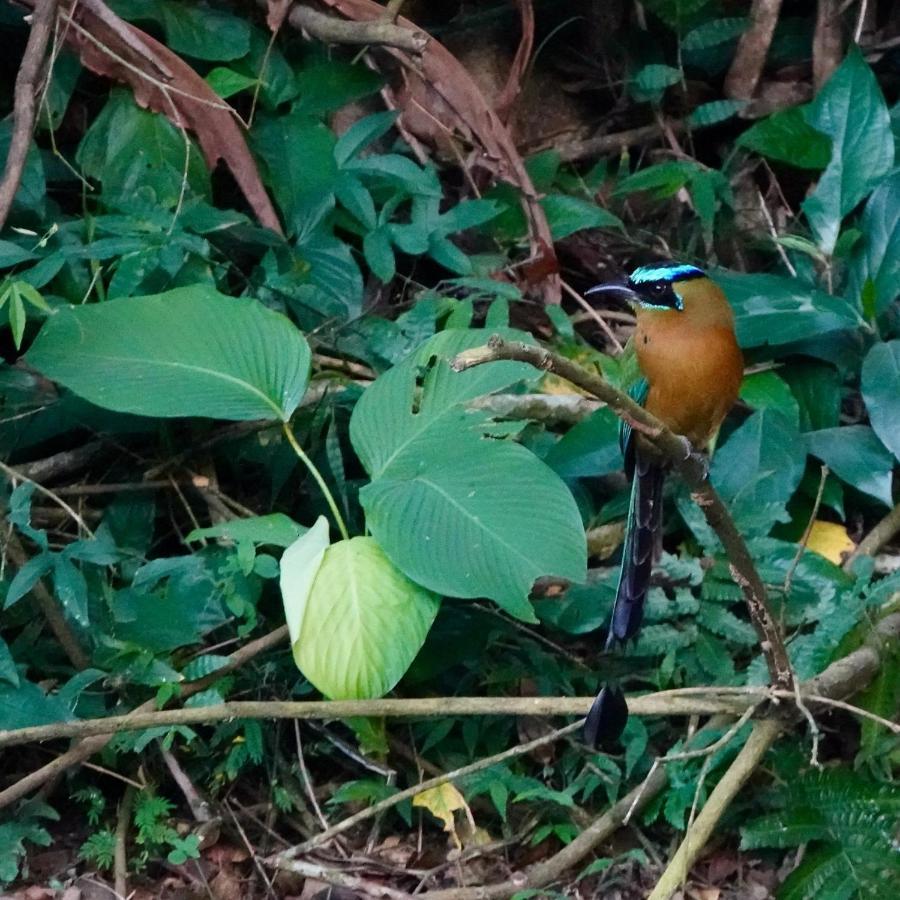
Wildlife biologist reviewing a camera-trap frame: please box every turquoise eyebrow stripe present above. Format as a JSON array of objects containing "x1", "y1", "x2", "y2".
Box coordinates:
[{"x1": 630, "y1": 264, "x2": 705, "y2": 284}]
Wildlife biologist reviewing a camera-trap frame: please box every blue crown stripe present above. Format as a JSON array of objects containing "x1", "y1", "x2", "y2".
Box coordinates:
[{"x1": 629, "y1": 264, "x2": 705, "y2": 284}]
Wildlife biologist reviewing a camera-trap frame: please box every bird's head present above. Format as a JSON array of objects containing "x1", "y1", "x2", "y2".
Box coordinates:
[{"x1": 587, "y1": 262, "x2": 707, "y2": 312}]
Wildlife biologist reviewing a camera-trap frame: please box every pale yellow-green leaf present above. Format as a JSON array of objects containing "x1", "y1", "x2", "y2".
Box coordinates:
[
  {"x1": 412, "y1": 782, "x2": 474, "y2": 848},
  {"x1": 292, "y1": 536, "x2": 440, "y2": 699},
  {"x1": 14, "y1": 281, "x2": 50, "y2": 311},
  {"x1": 279, "y1": 516, "x2": 330, "y2": 647},
  {"x1": 9, "y1": 286, "x2": 26, "y2": 349}
]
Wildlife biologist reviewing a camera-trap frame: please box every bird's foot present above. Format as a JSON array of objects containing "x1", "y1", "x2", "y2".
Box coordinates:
[{"x1": 677, "y1": 435, "x2": 710, "y2": 480}]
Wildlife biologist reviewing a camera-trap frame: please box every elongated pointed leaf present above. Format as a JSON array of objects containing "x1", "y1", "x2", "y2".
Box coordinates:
[
  {"x1": 861, "y1": 340, "x2": 900, "y2": 461},
  {"x1": 714, "y1": 269, "x2": 861, "y2": 347},
  {"x1": 280, "y1": 516, "x2": 330, "y2": 648},
  {"x1": 806, "y1": 425, "x2": 894, "y2": 506},
  {"x1": 848, "y1": 171, "x2": 900, "y2": 316},
  {"x1": 27, "y1": 286, "x2": 310, "y2": 421},
  {"x1": 802, "y1": 48, "x2": 894, "y2": 254}
]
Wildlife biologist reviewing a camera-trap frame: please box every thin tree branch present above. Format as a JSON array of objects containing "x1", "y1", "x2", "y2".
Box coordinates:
[
  {"x1": 274, "y1": 1, "x2": 428, "y2": 52},
  {"x1": 724, "y1": 0, "x2": 783, "y2": 100},
  {"x1": 114, "y1": 784, "x2": 136, "y2": 900},
  {"x1": 813, "y1": 0, "x2": 843, "y2": 91},
  {"x1": 647, "y1": 718, "x2": 783, "y2": 900},
  {"x1": 0, "y1": 624, "x2": 288, "y2": 810},
  {"x1": 271, "y1": 720, "x2": 585, "y2": 865},
  {"x1": 0, "y1": 0, "x2": 59, "y2": 229},
  {"x1": 0, "y1": 694, "x2": 746, "y2": 749},
  {"x1": 3, "y1": 529, "x2": 90, "y2": 670},
  {"x1": 452, "y1": 336, "x2": 794, "y2": 692},
  {"x1": 844, "y1": 500, "x2": 900, "y2": 570},
  {"x1": 409, "y1": 614, "x2": 900, "y2": 899},
  {"x1": 273, "y1": 857, "x2": 416, "y2": 899}
]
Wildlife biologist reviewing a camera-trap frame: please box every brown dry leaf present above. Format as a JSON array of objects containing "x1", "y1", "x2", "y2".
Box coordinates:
[
  {"x1": 412, "y1": 782, "x2": 475, "y2": 849},
  {"x1": 56, "y1": 0, "x2": 282, "y2": 235},
  {"x1": 320, "y1": 0, "x2": 560, "y2": 304},
  {"x1": 806, "y1": 521, "x2": 855, "y2": 563},
  {"x1": 494, "y1": 0, "x2": 535, "y2": 125},
  {"x1": 266, "y1": 0, "x2": 292, "y2": 33}
]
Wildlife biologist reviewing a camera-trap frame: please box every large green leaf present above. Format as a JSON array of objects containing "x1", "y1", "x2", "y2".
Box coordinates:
[
  {"x1": 861, "y1": 340, "x2": 900, "y2": 461},
  {"x1": 351, "y1": 330, "x2": 536, "y2": 479},
  {"x1": 350, "y1": 331, "x2": 587, "y2": 621},
  {"x1": 847, "y1": 171, "x2": 900, "y2": 316},
  {"x1": 714, "y1": 270, "x2": 861, "y2": 348},
  {"x1": 282, "y1": 528, "x2": 440, "y2": 699},
  {"x1": 802, "y1": 48, "x2": 894, "y2": 254},
  {"x1": 360, "y1": 444, "x2": 586, "y2": 622},
  {"x1": 27, "y1": 286, "x2": 310, "y2": 421},
  {"x1": 805, "y1": 426, "x2": 894, "y2": 506}
]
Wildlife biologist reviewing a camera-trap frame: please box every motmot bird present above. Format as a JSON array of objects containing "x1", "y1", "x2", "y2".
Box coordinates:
[{"x1": 583, "y1": 263, "x2": 743, "y2": 747}]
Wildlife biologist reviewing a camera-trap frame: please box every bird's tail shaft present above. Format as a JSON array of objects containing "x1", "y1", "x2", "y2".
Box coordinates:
[
  {"x1": 586, "y1": 456, "x2": 664, "y2": 748},
  {"x1": 609, "y1": 455, "x2": 664, "y2": 645}
]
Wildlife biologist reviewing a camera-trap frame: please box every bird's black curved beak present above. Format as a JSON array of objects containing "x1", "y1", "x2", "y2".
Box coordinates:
[{"x1": 585, "y1": 281, "x2": 641, "y2": 307}]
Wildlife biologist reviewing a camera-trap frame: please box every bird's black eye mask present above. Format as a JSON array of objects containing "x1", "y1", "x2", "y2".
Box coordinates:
[
  {"x1": 586, "y1": 262, "x2": 705, "y2": 312},
  {"x1": 626, "y1": 277, "x2": 683, "y2": 311}
]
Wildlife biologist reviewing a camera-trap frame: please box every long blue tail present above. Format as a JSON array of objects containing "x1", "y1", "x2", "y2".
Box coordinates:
[{"x1": 585, "y1": 454, "x2": 664, "y2": 748}]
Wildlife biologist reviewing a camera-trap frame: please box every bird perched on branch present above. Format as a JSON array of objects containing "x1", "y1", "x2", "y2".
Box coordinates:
[{"x1": 583, "y1": 263, "x2": 743, "y2": 747}]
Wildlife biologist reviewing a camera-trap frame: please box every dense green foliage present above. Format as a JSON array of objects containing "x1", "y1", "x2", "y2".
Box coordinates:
[{"x1": 0, "y1": 0, "x2": 898, "y2": 895}]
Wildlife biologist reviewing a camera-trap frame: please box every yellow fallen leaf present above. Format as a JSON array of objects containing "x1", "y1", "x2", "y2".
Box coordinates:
[
  {"x1": 412, "y1": 782, "x2": 475, "y2": 849},
  {"x1": 806, "y1": 520, "x2": 855, "y2": 564}
]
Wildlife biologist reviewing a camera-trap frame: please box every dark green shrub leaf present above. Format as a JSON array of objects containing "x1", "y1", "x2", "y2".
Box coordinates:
[
  {"x1": 253, "y1": 113, "x2": 337, "y2": 233},
  {"x1": 112, "y1": 0, "x2": 250, "y2": 61},
  {"x1": 293, "y1": 59, "x2": 384, "y2": 117},
  {"x1": 712, "y1": 409, "x2": 806, "y2": 508},
  {"x1": 186, "y1": 514, "x2": 306, "y2": 548},
  {"x1": 737, "y1": 106, "x2": 831, "y2": 170},
  {"x1": 543, "y1": 407, "x2": 623, "y2": 479},
  {"x1": 631, "y1": 64, "x2": 681, "y2": 101},
  {"x1": 205, "y1": 67, "x2": 257, "y2": 99},
  {"x1": 0, "y1": 679, "x2": 72, "y2": 729},
  {"x1": 861, "y1": 340, "x2": 900, "y2": 461},
  {"x1": 27, "y1": 286, "x2": 311, "y2": 422},
  {"x1": 802, "y1": 47, "x2": 894, "y2": 254},
  {"x1": 847, "y1": 171, "x2": 900, "y2": 316},
  {"x1": 739, "y1": 371, "x2": 800, "y2": 426},
  {"x1": 714, "y1": 270, "x2": 861, "y2": 347},
  {"x1": 806, "y1": 426, "x2": 894, "y2": 505},
  {"x1": 539, "y1": 195, "x2": 623, "y2": 239},
  {"x1": 614, "y1": 161, "x2": 697, "y2": 198},
  {"x1": 77, "y1": 91, "x2": 210, "y2": 207},
  {"x1": 334, "y1": 111, "x2": 398, "y2": 166},
  {"x1": 682, "y1": 17, "x2": 747, "y2": 50},
  {"x1": 0, "y1": 639, "x2": 18, "y2": 688},
  {"x1": 688, "y1": 99, "x2": 747, "y2": 127}
]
